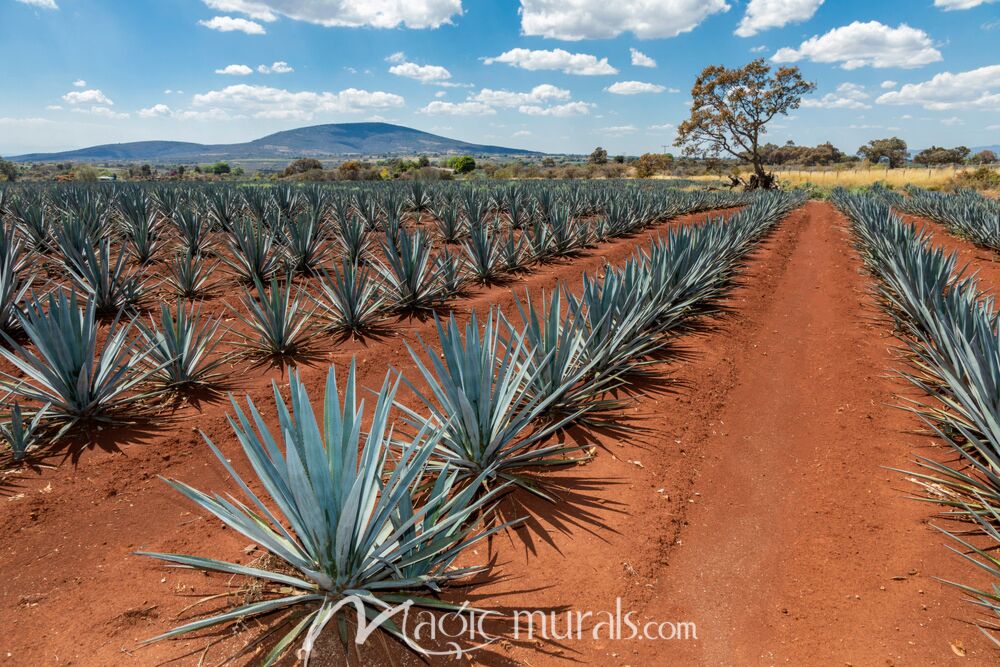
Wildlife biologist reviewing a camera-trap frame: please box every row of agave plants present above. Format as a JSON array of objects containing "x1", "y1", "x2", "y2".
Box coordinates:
[
  {"x1": 833, "y1": 189, "x2": 1000, "y2": 646},
  {"x1": 0, "y1": 182, "x2": 747, "y2": 458},
  {"x1": 127, "y1": 190, "x2": 805, "y2": 663},
  {"x1": 874, "y1": 184, "x2": 1000, "y2": 252}
]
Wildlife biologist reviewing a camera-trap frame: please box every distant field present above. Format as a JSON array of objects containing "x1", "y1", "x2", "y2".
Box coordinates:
[{"x1": 682, "y1": 165, "x2": 999, "y2": 190}]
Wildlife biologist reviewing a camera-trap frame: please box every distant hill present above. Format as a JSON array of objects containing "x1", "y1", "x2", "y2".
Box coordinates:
[{"x1": 10, "y1": 122, "x2": 540, "y2": 163}]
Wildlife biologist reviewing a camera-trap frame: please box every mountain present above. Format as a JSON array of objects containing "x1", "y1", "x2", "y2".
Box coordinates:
[{"x1": 10, "y1": 122, "x2": 540, "y2": 163}]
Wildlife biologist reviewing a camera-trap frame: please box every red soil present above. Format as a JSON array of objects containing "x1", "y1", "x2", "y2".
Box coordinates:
[{"x1": 1, "y1": 202, "x2": 995, "y2": 665}]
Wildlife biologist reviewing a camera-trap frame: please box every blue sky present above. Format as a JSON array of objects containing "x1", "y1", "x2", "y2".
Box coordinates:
[{"x1": 1, "y1": 0, "x2": 998, "y2": 157}]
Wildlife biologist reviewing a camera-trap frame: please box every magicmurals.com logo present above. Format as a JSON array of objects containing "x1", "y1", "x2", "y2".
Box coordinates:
[{"x1": 299, "y1": 596, "x2": 697, "y2": 658}]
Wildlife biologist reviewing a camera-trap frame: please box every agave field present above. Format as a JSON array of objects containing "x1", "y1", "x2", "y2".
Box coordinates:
[{"x1": 3, "y1": 179, "x2": 1000, "y2": 664}]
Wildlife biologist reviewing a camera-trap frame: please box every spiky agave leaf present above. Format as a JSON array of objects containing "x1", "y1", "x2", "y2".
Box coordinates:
[
  {"x1": 172, "y1": 206, "x2": 213, "y2": 256},
  {"x1": 233, "y1": 275, "x2": 313, "y2": 357},
  {"x1": 168, "y1": 251, "x2": 218, "y2": 299},
  {"x1": 398, "y1": 310, "x2": 583, "y2": 496},
  {"x1": 435, "y1": 248, "x2": 467, "y2": 297},
  {"x1": 283, "y1": 210, "x2": 330, "y2": 276},
  {"x1": 223, "y1": 218, "x2": 280, "y2": 284},
  {"x1": 313, "y1": 260, "x2": 385, "y2": 335},
  {"x1": 374, "y1": 228, "x2": 446, "y2": 311},
  {"x1": 334, "y1": 215, "x2": 370, "y2": 265},
  {"x1": 62, "y1": 237, "x2": 144, "y2": 314},
  {"x1": 0, "y1": 401, "x2": 50, "y2": 462},
  {"x1": 137, "y1": 362, "x2": 509, "y2": 663},
  {"x1": 462, "y1": 220, "x2": 504, "y2": 284},
  {"x1": 137, "y1": 300, "x2": 228, "y2": 388},
  {"x1": 118, "y1": 187, "x2": 165, "y2": 264},
  {"x1": 0, "y1": 290, "x2": 158, "y2": 426},
  {"x1": 512, "y1": 289, "x2": 614, "y2": 416}
]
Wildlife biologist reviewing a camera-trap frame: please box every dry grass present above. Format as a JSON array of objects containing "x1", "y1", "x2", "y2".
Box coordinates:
[{"x1": 682, "y1": 166, "x2": 1000, "y2": 190}]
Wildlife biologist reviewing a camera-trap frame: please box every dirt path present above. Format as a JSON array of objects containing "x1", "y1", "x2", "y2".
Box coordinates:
[{"x1": 631, "y1": 201, "x2": 990, "y2": 664}]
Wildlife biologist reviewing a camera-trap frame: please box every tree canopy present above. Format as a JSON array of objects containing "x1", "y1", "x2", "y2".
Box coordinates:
[
  {"x1": 675, "y1": 58, "x2": 815, "y2": 189},
  {"x1": 857, "y1": 137, "x2": 908, "y2": 169}
]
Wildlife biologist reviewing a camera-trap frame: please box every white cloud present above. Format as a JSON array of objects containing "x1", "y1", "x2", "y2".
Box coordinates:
[
  {"x1": 198, "y1": 16, "x2": 266, "y2": 34},
  {"x1": 201, "y1": 0, "x2": 461, "y2": 29},
  {"x1": 630, "y1": 48, "x2": 656, "y2": 68},
  {"x1": 941, "y1": 116, "x2": 964, "y2": 125},
  {"x1": 801, "y1": 82, "x2": 871, "y2": 109},
  {"x1": 880, "y1": 80, "x2": 897, "y2": 89},
  {"x1": 606, "y1": 80, "x2": 670, "y2": 95},
  {"x1": 735, "y1": 0, "x2": 823, "y2": 37},
  {"x1": 470, "y1": 84, "x2": 571, "y2": 107},
  {"x1": 15, "y1": 0, "x2": 58, "y2": 9},
  {"x1": 512, "y1": 130, "x2": 533, "y2": 137},
  {"x1": 72, "y1": 79, "x2": 86, "y2": 88},
  {"x1": 45, "y1": 104, "x2": 62, "y2": 110},
  {"x1": 434, "y1": 90, "x2": 447, "y2": 98},
  {"x1": 385, "y1": 51, "x2": 407, "y2": 64},
  {"x1": 420, "y1": 101, "x2": 495, "y2": 116},
  {"x1": 138, "y1": 104, "x2": 172, "y2": 118},
  {"x1": 389, "y1": 61, "x2": 452, "y2": 85},
  {"x1": 602, "y1": 125, "x2": 637, "y2": 135},
  {"x1": 191, "y1": 84, "x2": 405, "y2": 120},
  {"x1": 875, "y1": 64, "x2": 1000, "y2": 110},
  {"x1": 519, "y1": 0, "x2": 730, "y2": 40},
  {"x1": 649, "y1": 123, "x2": 675, "y2": 130},
  {"x1": 215, "y1": 64, "x2": 253, "y2": 75},
  {"x1": 175, "y1": 108, "x2": 234, "y2": 121},
  {"x1": 484, "y1": 48, "x2": 617, "y2": 76},
  {"x1": 772, "y1": 21, "x2": 942, "y2": 69},
  {"x1": 258, "y1": 61, "x2": 293, "y2": 74},
  {"x1": 72, "y1": 106, "x2": 129, "y2": 119},
  {"x1": 0, "y1": 116, "x2": 55, "y2": 126},
  {"x1": 518, "y1": 101, "x2": 593, "y2": 117},
  {"x1": 62, "y1": 89, "x2": 113, "y2": 106},
  {"x1": 934, "y1": 0, "x2": 998, "y2": 9}
]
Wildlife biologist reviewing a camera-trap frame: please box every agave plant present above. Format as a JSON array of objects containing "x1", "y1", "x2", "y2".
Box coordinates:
[
  {"x1": 462, "y1": 221, "x2": 504, "y2": 284},
  {"x1": 137, "y1": 300, "x2": 227, "y2": 389},
  {"x1": 398, "y1": 311, "x2": 581, "y2": 495},
  {"x1": 334, "y1": 215, "x2": 371, "y2": 265},
  {"x1": 168, "y1": 251, "x2": 217, "y2": 299},
  {"x1": 224, "y1": 218, "x2": 280, "y2": 284},
  {"x1": 375, "y1": 228, "x2": 446, "y2": 311},
  {"x1": 435, "y1": 248, "x2": 467, "y2": 296},
  {"x1": 513, "y1": 289, "x2": 612, "y2": 416},
  {"x1": 172, "y1": 206, "x2": 213, "y2": 256},
  {"x1": 433, "y1": 205, "x2": 465, "y2": 243},
  {"x1": 137, "y1": 363, "x2": 506, "y2": 663},
  {"x1": 0, "y1": 401, "x2": 50, "y2": 462},
  {"x1": 499, "y1": 232, "x2": 530, "y2": 273},
  {"x1": 233, "y1": 276, "x2": 313, "y2": 357},
  {"x1": 62, "y1": 238, "x2": 144, "y2": 314},
  {"x1": 313, "y1": 260, "x2": 385, "y2": 335},
  {"x1": 0, "y1": 290, "x2": 156, "y2": 426},
  {"x1": 283, "y1": 210, "x2": 330, "y2": 275},
  {"x1": 119, "y1": 188, "x2": 165, "y2": 264}
]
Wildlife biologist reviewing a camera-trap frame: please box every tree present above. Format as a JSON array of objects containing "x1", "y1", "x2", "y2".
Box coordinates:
[
  {"x1": 0, "y1": 157, "x2": 16, "y2": 182},
  {"x1": 970, "y1": 150, "x2": 998, "y2": 165},
  {"x1": 450, "y1": 156, "x2": 476, "y2": 174},
  {"x1": 634, "y1": 153, "x2": 673, "y2": 178},
  {"x1": 857, "y1": 137, "x2": 908, "y2": 169},
  {"x1": 913, "y1": 145, "x2": 970, "y2": 166},
  {"x1": 589, "y1": 146, "x2": 608, "y2": 164},
  {"x1": 211, "y1": 161, "x2": 231, "y2": 175},
  {"x1": 283, "y1": 157, "x2": 323, "y2": 176},
  {"x1": 675, "y1": 58, "x2": 815, "y2": 189}
]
